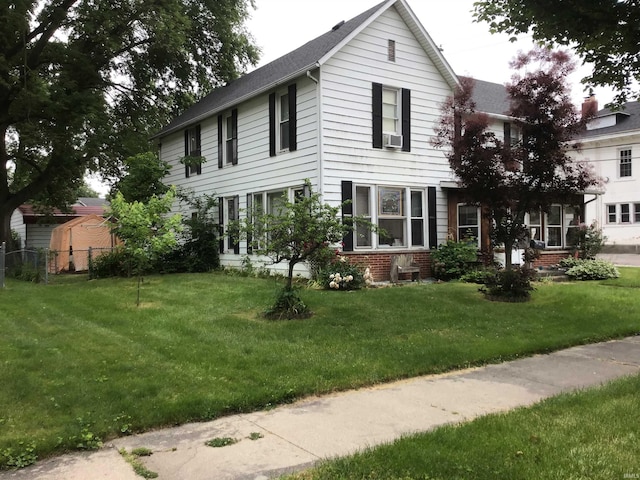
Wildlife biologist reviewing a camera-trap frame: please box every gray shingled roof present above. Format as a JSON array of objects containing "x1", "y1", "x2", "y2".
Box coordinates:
[
  {"x1": 581, "y1": 101, "x2": 640, "y2": 139},
  {"x1": 154, "y1": 1, "x2": 387, "y2": 139},
  {"x1": 470, "y1": 78, "x2": 510, "y2": 116}
]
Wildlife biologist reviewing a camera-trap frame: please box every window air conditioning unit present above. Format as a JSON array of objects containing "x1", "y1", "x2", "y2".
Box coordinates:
[{"x1": 384, "y1": 133, "x2": 402, "y2": 148}]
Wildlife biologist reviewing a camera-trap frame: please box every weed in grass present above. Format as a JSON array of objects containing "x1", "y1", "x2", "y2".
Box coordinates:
[
  {"x1": 248, "y1": 432, "x2": 264, "y2": 441},
  {"x1": 0, "y1": 441, "x2": 37, "y2": 470},
  {"x1": 119, "y1": 448, "x2": 157, "y2": 479},
  {"x1": 205, "y1": 437, "x2": 238, "y2": 448},
  {"x1": 113, "y1": 414, "x2": 133, "y2": 435},
  {"x1": 72, "y1": 418, "x2": 102, "y2": 450}
]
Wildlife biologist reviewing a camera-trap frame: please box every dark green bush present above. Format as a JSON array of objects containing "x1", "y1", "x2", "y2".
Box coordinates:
[
  {"x1": 558, "y1": 256, "x2": 582, "y2": 269},
  {"x1": 263, "y1": 287, "x2": 311, "y2": 320},
  {"x1": 90, "y1": 248, "x2": 135, "y2": 278},
  {"x1": 481, "y1": 266, "x2": 537, "y2": 301},
  {"x1": 565, "y1": 260, "x2": 620, "y2": 281},
  {"x1": 431, "y1": 240, "x2": 479, "y2": 281},
  {"x1": 460, "y1": 267, "x2": 498, "y2": 285}
]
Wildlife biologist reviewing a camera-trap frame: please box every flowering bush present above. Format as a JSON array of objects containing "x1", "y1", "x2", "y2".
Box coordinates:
[{"x1": 318, "y1": 254, "x2": 365, "y2": 290}]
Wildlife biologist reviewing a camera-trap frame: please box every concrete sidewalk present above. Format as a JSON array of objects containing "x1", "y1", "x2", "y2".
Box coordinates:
[{"x1": 3, "y1": 336, "x2": 639, "y2": 480}]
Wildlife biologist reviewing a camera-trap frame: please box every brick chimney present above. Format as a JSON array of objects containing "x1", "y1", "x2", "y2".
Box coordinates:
[{"x1": 582, "y1": 91, "x2": 598, "y2": 118}]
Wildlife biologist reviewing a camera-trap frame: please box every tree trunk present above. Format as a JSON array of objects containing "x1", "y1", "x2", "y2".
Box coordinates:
[
  {"x1": 504, "y1": 241, "x2": 514, "y2": 270},
  {"x1": 1, "y1": 204, "x2": 14, "y2": 248},
  {"x1": 286, "y1": 260, "x2": 295, "y2": 291}
]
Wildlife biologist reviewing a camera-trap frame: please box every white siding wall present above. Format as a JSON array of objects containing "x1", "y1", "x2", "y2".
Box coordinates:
[
  {"x1": 319, "y1": 7, "x2": 454, "y2": 246},
  {"x1": 573, "y1": 134, "x2": 640, "y2": 246},
  {"x1": 10, "y1": 210, "x2": 26, "y2": 249},
  {"x1": 25, "y1": 224, "x2": 56, "y2": 250}
]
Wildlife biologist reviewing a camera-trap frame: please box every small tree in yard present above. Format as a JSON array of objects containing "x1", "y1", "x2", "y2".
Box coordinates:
[
  {"x1": 433, "y1": 48, "x2": 600, "y2": 273},
  {"x1": 231, "y1": 180, "x2": 365, "y2": 319},
  {"x1": 108, "y1": 187, "x2": 182, "y2": 306}
]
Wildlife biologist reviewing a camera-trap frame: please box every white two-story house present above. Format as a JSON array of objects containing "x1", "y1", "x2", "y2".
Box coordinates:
[
  {"x1": 572, "y1": 98, "x2": 640, "y2": 252},
  {"x1": 154, "y1": 0, "x2": 460, "y2": 280}
]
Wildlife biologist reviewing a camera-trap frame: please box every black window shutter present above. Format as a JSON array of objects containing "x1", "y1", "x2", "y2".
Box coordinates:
[
  {"x1": 288, "y1": 83, "x2": 297, "y2": 152},
  {"x1": 232, "y1": 108, "x2": 238, "y2": 165},
  {"x1": 218, "y1": 196, "x2": 224, "y2": 254},
  {"x1": 504, "y1": 122, "x2": 511, "y2": 147},
  {"x1": 341, "y1": 180, "x2": 354, "y2": 252},
  {"x1": 246, "y1": 194, "x2": 253, "y2": 254},
  {"x1": 427, "y1": 186, "x2": 437, "y2": 249},
  {"x1": 233, "y1": 195, "x2": 240, "y2": 254},
  {"x1": 401, "y1": 88, "x2": 411, "y2": 152},
  {"x1": 269, "y1": 93, "x2": 276, "y2": 157},
  {"x1": 217, "y1": 115, "x2": 223, "y2": 169},
  {"x1": 195, "y1": 125, "x2": 202, "y2": 175},
  {"x1": 372, "y1": 83, "x2": 383, "y2": 149},
  {"x1": 184, "y1": 130, "x2": 190, "y2": 178}
]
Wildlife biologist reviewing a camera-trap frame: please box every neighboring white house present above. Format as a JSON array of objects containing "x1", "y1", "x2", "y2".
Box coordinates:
[
  {"x1": 154, "y1": 0, "x2": 460, "y2": 280},
  {"x1": 572, "y1": 99, "x2": 640, "y2": 252}
]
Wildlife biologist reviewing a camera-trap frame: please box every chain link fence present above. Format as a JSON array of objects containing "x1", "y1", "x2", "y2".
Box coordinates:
[{"x1": 1, "y1": 242, "x2": 117, "y2": 286}]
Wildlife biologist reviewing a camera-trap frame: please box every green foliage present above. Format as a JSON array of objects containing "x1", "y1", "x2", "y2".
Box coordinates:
[
  {"x1": 481, "y1": 266, "x2": 537, "y2": 301},
  {"x1": 205, "y1": 437, "x2": 238, "y2": 448},
  {"x1": 565, "y1": 260, "x2": 620, "y2": 281},
  {"x1": 233, "y1": 180, "x2": 374, "y2": 317},
  {"x1": 558, "y1": 256, "x2": 582, "y2": 269},
  {"x1": 460, "y1": 266, "x2": 498, "y2": 284},
  {"x1": 264, "y1": 287, "x2": 311, "y2": 320},
  {"x1": 162, "y1": 192, "x2": 220, "y2": 273},
  {"x1": 569, "y1": 222, "x2": 607, "y2": 260},
  {"x1": 431, "y1": 240, "x2": 479, "y2": 281},
  {"x1": 90, "y1": 247, "x2": 134, "y2": 278},
  {"x1": 112, "y1": 152, "x2": 170, "y2": 203},
  {"x1": 119, "y1": 448, "x2": 158, "y2": 479},
  {"x1": 108, "y1": 188, "x2": 182, "y2": 304},
  {"x1": 0, "y1": 441, "x2": 37, "y2": 470},
  {"x1": 306, "y1": 242, "x2": 337, "y2": 281},
  {"x1": 473, "y1": 0, "x2": 640, "y2": 105},
  {"x1": 1, "y1": 270, "x2": 640, "y2": 467},
  {"x1": 317, "y1": 256, "x2": 365, "y2": 290},
  {"x1": 1, "y1": 0, "x2": 259, "y2": 247}
]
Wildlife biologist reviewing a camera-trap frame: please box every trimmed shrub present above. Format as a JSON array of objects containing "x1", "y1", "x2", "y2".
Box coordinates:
[
  {"x1": 481, "y1": 266, "x2": 537, "y2": 301},
  {"x1": 460, "y1": 267, "x2": 498, "y2": 285},
  {"x1": 565, "y1": 260, "x2": 620, "y2": 281},
  {"x1": 431, "y1": 240, "x2": 479, "y2": 281}
]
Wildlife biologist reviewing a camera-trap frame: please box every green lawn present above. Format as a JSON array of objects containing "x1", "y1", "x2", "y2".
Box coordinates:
[
  {"x1": 286, "y1": 372, "x2": 640, "y2": 480},
  {"x1": 1, "y1": 268, "x2": 639, "y2": 468}
]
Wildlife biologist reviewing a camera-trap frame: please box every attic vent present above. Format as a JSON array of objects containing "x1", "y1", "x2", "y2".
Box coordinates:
[
  {"x1": 388, "y1": 39, "x2": 396, "y2": 62},
  {"x1": 332, "y1": 20, "x2": 345, "y2": 31}
]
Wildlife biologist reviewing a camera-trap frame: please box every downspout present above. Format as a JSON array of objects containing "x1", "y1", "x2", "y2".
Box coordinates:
[{"x1": 306, "y1": 66, "x2": 323, "y2": 198}]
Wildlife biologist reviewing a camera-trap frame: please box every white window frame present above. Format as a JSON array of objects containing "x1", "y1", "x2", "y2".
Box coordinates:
[
  {"x1": 457, "y1": 204, "x2": 481, "y2": 248},
  {"x1": 224, "y1": 113, "x2": 234, "y2": 165},
  {"x1": 619, "y1": 148, "x2": 632, "y2": 178},
  {"x1": 352, "y1": 185, "x2": 426, "y2": 250},
  {"x1": 186, "y1": 125, "x2": 201, "y2": 176},
  {"x1": 607, "y1": 204, "x2": 617, "y2": 224},
  {"x1": 620, "y1": 203, "x2": 631, "y2": 223},
  {"x1": 225, "y1": 197, "x2": 238, "y2": 251},
  {"x1": 527, "y1": 210, "x2": 542, "y2": 241},
  {"x1": 410, "y1": 190, "x2": 425, "y2": 247},
  {"x1": 635, "y1": 203, "x2": 640, "y2": 223},
  {"x1": 382, "y1": 87, "x2": 400, "y2": 135},
  {"x1": 279, "y1": 92, "x2": 290, "y2": 151},
  {"x1": 545, "y1": 205, "x2": 563, "y2": 248}
]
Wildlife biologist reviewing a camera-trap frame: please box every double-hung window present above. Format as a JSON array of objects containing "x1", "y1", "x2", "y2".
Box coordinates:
[
  {"x1": 607, "y1": 204, "x2": 617, "y2": 223},
  {"x1": 619, "y1": 149, "x2": 632, "y2": 177},
  {"x1": 545, "y1": 205, "x2": 563, "y2": 247},
  {"x1": 635, "y1": 204, "x2": 640, "y2": 223},
  {"x1": 184, "y1": 125, "x2": 202, "y2": 177},
  {"x1": 378, "y1": 187, "x2": 406, "y2": 247},
  {"x1": 355, "y1": 186, "x2": 372, "y2": 247},
  {"x1": 218, "y1": 109, "x2": 238, "y2": 168},
  {"x1": 457, "y1": 205, "x2": 480, "y2": 246},
  {"x1": 410, "y1": 191, "x2": 424, "y2": 246},
  {"x1": 528, "y1": 210, "x2": 542, "y2": 241},
  {"x1": 382, "y1": 88, "x2": 399, "y2": 134},
  {"x1": 621, "y1": 203, "x2": 631, "y2": 223},
  {"x1": 563, "y1": 206, "x2": 580, "y2": 247},
  {"x1": 226, "y1": 196, "x2": 239, "y2": 253},
  {"x1": 269, "y1": 84, "x2": 297, "y2": 156}
]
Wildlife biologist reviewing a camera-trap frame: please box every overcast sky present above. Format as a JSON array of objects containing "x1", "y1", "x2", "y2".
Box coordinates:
[{"x1": 246, "y1": 0, "x2": 615, "y2": 106}]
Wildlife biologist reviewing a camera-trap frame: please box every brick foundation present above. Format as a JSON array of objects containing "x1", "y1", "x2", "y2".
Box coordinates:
[
  {"x1": 341, "y1": 251, "x2": 432, "y2": 282},
  {"x1": 340, "y1": 249, "x2": 571, "y2": 282}
]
